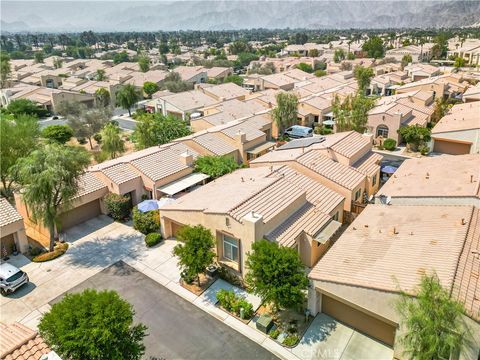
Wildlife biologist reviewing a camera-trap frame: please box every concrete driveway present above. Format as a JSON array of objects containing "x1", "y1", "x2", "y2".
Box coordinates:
[
  {"x1": 51, "y1": 261, "x2": 278, "y2": 360},
  {"x1": 292, "y1": 314, "x2": 393, "y2": 360},
  {"x1": 0, "y1": 215, "x2": 176, "y2": 328}
]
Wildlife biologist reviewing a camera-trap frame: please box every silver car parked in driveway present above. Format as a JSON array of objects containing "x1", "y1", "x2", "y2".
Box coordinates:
[{"x1": 0, "y1": 263, "x2": 29, "y2": 295}]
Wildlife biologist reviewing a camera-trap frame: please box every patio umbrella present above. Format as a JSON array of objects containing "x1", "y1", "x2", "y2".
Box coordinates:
[
  {"x1": 381, "y1": 165, "x2": 398, "y2": 174},
  {"x1": 322, "y1": 119, "x2": 335, "y2": 126},
  {"x1": 137, "y1": 200, "x2": 160, "y2": 213}
]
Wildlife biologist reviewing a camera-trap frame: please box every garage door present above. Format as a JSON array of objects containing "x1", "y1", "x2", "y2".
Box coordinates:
[
  {"x1": 322, "y1": 295, "x2": 396, "y2": 346},
  {"x1": 433, "y1": 139, "x2": 471, "y2": 155},
  {"x1": 59, "y1": 200, "x2": 101, "y2": 231},
  {"x1": 1, "y1": 234, "x2": 15, "y2": 254}
]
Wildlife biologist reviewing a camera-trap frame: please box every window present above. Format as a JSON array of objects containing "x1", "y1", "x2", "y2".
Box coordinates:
[
  {"x1": 354, "y1": 189, "x2": 362, "y2": 201},
  {"x1": 333, "y1": 211, "x2": 339, "y2": 221},
  {"x1": 372, "y1": 174, "x2": 377, "y2": 186},
  {"x1": 376, "y1": 125, "x2": 389, "y2": 138},
  {"x1": 223, "y1": 235, "x2": 239, "y2": 263}
]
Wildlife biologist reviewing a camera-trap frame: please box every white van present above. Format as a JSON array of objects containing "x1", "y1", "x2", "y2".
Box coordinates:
[
  {"x1": 0, "y1": 263, "x2": 29, "y2": 295},
  {"x1": 284, "y1": 125, "x2": 313, "y2": 139}
]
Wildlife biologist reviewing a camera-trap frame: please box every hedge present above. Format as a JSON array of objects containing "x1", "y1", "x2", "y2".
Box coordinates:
[
  {"x1": 216, "y1": 289, "x2": 254, "y2": 319},
  {"x1": 33, "y1": 243, "x2": 69, "y2": 262},
  {"x1": 104, "y1": 193, "x2": 131, "y2": 221},
  {"x1": 145, "y1": 233, "x2": 162, "y2": 247},
  {"x1": 132, "y1": 207, "x2": 160, "y2": 235}
]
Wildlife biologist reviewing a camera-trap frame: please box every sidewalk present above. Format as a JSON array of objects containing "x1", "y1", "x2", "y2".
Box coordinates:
[{"x1": 122, "y1": 242, "x2": 300, "y2": 360}]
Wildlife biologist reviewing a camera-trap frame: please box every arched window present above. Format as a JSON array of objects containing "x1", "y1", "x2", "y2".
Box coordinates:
[{"x1": 376, "y1": 125, "x2": 389, "y2": 138}]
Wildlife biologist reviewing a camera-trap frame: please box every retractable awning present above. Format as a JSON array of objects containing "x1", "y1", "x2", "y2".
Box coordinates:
[
  {"x1": 157, "y1": 173, "x2": 209, "y2": 196},
  {"x1": 314, "y1": 220, "x2": 342, "y2": 244},
  {"x1": 246, "y1": 141, "x2": 276, "y2": 155}
]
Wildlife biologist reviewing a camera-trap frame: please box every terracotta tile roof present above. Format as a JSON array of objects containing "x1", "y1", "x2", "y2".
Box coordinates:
[
  {"x1": 0, "y1": 198, "x2": 23, "y2": 228},
  {"x1": 100, "y1": 163, "x2": 140, "y2": 185},
  {"x1": 202, "y1": 83, "x2": 250, "y2": 100},
  {"x1": 265, "y1": 166, "x2": 344, "y2": 247},
  {"x1": 328, "y1": 131, "x2": 370, "y2": 159},
  {"x1": 193, "y1": 133, "x2": 237, "y2": 156},
  {"x1": 267, "y1": 203, "x2": 331, "y2": 247},
  {"x1": 73, "y1": 172, "x2": 108, "y2": 200},
  {"x1": 380, "y1": 154, "x2": 480, "y2": 199},
  {"x1": 452, "y1": 207, "x2": 480, "y2": 321},
  {"x1": 309, "y1": 205, "x2": 473, "y2": 295},
  {"x1": 220, "y1": 115, "x2": 268, "y2": 142},
  {"x1": 0, "y1": 322, "x2": 50, "y2": 360},
  {"x1": 159, "y1": 90, "x2": 219, "y2": 111},
  {"x1": 298, "y1": 150, "x2": 365, "y2": 190},
  {"x1": 353, "y1": 152, "x2": 383, "y2": 177},
  {"x1": 130, "y1": 143, "x2": 198, "y2": 182},
  {"x1": 228, "y1": 177, "x2": 304, "y2": 223}
]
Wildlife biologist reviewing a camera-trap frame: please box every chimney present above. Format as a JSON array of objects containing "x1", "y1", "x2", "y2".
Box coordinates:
[
  {"x1": 179, "y1": 151, "x2": 193, "y2": 167},
  {"x1": 235, "y1": 130, "x2": 246, "y2": 145}
]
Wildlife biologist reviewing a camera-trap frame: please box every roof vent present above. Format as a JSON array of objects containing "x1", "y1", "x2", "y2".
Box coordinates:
[
  {"x1": 389, "y1": 226, "x2": 398, "y2": 235},
  {"x1": 471, "y1": 175, "x2": 474, "y2": 183},
  {"x1": 460, "y1": 218, "x2": 466, "y2": 225},
  {"x1": 241, "y1": 177, "x2": 245, "y2": 182}
]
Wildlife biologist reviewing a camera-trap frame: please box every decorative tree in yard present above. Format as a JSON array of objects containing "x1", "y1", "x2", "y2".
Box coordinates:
[
  {"x1": 41, "y1": 124, "x2": 74, "y2": 144},
  {"x1": 15, "y1": 144, "x2": 91, "y2": 251},
  {"x1": 353, "y1": 65, "x2": 374, "y2": 94},
  {"x1": 39, "y1": 289, "x2": 147, "y2": 360},
  {"x1": 397, "y1": 125, "x2": 431, "y2": 152},
  {"x1": 132, "y1": 113, "x2": 191, "y2": 149},
  {"x1": 116, "y1": 84, "x2": 141, "y2": 116},
  {"x1": 173, "y1": 225, "x2": 216, "y2": 286},
  {"x1": 0, "y1": 115, "x2": 40, "y2": 200},
  {"x1": 60, "y1": 101, "x2": 112, "y2": 149},
  {"x1": 143, "y1": 81, "x2": 159, "y2": 98},
  {"x1": 272, "y1": 92, "x2": 298, "y2": 137},
  {"x1": 194, "y1": 155, "x2": 241, "y2": 179},
  {"x1": 245, "y1": 239, "x2": 308, "y2": 312},
  {"x1": 332, "y1": 93, "x2": 375, "y2": 133},
  {"x1": 396, "y1": 273, "x2": 465, "y2": 360},
  {"x1": 100, "y1": 122, "x2": 125, "y2": 159},
  {"x1": 94, "y1": 87, "x2": 111, "y2": 107}
]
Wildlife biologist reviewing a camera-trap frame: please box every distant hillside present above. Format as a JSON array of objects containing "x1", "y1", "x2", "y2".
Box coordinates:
[{"x1": 2, "y1": 0, "x2": 480, "y2": 32}]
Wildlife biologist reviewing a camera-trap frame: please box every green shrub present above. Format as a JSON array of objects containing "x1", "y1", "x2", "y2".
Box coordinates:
[
  {"x1": 93, "y1": 133, "x2": 102, "y2": 144},
  {"x1": 104, "y1": 193, "x2": 131, "y2": 221},
  {"x1": 216, "y1": 289, "x2": 254, "y2": 319},
  {"x1": 283, "y1": 334, "x2": 299, "y2": 347},
  {"x1": 269, "y1": 328, "x2": 280, "y2": 340},
  {"x1": 33, "y1": 243, "x2": 68, "y2": 262},
  {"x1": 314, "y1": 126, "x2": 332, "y2": 135},
  {"x1": 419, "y1": 144, "x2": 430, "y2": 156},
  {"x1": 145, "y1": 233, "x2": 162, "y2": 247},
  {"x1": 383, "y1": 138, "x2": 397, "y2": 151},
  {"x1": 233, "y1": 299, "x2": 254, "y2": 319},
  {"x1": 216, "y1": 289, "x2": 237, "y2": 311},
  {"x1": 132, "y1": 207, "x2": 160, "y2": 234},
  {"x1": 77, "y1": 137, "x2": 87, "y2": 145},
  {"x1": 93, "y1": 151, "x2": 109, "y2": 163}
]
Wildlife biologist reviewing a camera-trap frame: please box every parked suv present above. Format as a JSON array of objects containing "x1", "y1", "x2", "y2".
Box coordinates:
[
  {"x1": 284, "y1": 125, "x2": 313, "y2": 139},
  {"x1": 0, "y1": 263, "x2": 29, "y2": 296}
]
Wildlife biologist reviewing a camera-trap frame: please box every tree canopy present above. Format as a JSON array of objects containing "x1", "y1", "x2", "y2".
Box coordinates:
[
  {"x1": 143, "y1": 81, "x2": 159, "y2": 98},
  {"x1": 194, "y1": 155, "x2": 241, "y2": 179},
  {"x1": 100, "y1": 122, "x2": 125, "y2": 159},
  {"x1": 0, "y1": 114, "x2": 40, "y2": 199},
  {"x1": 245, "y1": 239, "x2": 308, "y2": 311},
  {"x1": 132, "y1": 113, "x2": 191, "y2": 149},
  {"x1": 272, "y1": 92, "x2": 298, "y2": 136},
  {"x1": 41, "y1": 124, "x2": 74, "y2": 144},
  {"x1": 353, "y1": 65, "x2": 375, "y2": 93},
  {"x1": 138, "y1": 53, "x2": 150, "y2": 72},
  {"x1": 398, "y1": 125, "x2": 431, "y2": 151},
  {"x1": 15, "y1": 144, "x2": 91, "y2": 251},
  {"x1": 39, "y1": 289, "x2": 147, "y2": 360},
  {"x1": 116, "y1": 84, "x2": 141, "y2": 116},
  {"x1": 362, "y1": 36, "x2": 385, "y2": 58},
  {"x1": 396, "y1": 273, "x2": 465, "y2": 360},
  {"x1": 6, "y1": 99, "x2": 49, "y2": 118},
  {"x1": 332, "y1": 93, "x2": 375, "y2": 133},
  {"x1": 173, "y1": 225, "x2": 216, "y2": 286}
]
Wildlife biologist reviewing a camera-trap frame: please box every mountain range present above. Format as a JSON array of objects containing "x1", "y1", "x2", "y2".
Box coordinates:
[{"x1": 2, "y1": 1, "x2": 480, "y2": 33}]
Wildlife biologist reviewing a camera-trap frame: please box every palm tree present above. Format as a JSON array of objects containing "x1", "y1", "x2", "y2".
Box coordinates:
[{"x1": 100, "y1": 123, "x2": 125, "y2": 159}]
